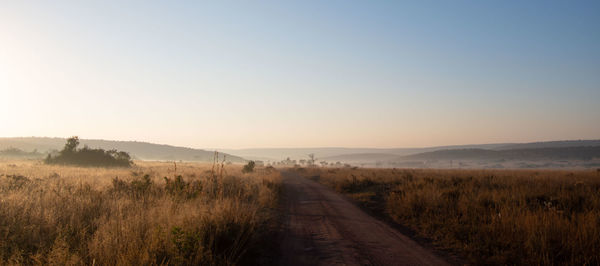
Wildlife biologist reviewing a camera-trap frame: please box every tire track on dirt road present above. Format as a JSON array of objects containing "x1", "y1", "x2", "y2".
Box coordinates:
[{"x1": 279, "y1": 171, "x2": 450, "y2": 266}]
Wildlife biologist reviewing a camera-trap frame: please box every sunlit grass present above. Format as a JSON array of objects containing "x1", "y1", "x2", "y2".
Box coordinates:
[
  {"x1": 298, "y1": 167, "x2": 600, "y2": 265},
  {"x1": 0, "y1": 160, "x2": 281, "y2": 265}
]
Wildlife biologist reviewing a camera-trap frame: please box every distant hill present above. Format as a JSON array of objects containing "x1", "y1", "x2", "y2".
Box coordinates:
[
  {"x1": 0, "y1": 137, "x2": 245, "y2": 163},
  {"x1": 314, "y1": 140, "x2": 600, "y2": 164},
  {"x1": 403, "y1": 146, "x2": 600, "y2": 161},
  {"x1": 494, "y1": 140, "x2": 600, "y2": 150}
]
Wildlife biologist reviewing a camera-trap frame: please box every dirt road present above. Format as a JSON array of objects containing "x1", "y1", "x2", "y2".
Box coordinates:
[{"x1": 280, "y1": 171, "x2": 449, "y2": 266}]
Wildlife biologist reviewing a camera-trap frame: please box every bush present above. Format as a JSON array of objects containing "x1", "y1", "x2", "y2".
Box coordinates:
[
  {"x1": 242, "y1": 161, "x2": 256, "y2": 173},
  {"x1": 45, "y1": 137, "x2": 132, "y2": 167}
]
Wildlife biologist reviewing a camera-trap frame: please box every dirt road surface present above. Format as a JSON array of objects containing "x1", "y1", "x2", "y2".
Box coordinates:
[{"x1": 280, "y1": 171, "x2": 450, "y2": 266}]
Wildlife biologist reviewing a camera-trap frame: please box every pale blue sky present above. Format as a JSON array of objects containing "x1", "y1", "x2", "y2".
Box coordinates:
[{"x1": 1, "y1": 1, "x2": 599, "y2": 148}]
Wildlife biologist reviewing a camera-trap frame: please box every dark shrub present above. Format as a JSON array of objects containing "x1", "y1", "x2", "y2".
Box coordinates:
[
  {"x1": 242, "y1": 161, "x2": 256, "y2": 173},
  {"x1": 45, "y1": 136, "x2": 133, "y2": 167}
]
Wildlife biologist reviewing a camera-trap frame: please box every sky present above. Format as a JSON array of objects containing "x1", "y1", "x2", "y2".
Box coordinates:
[{"x1": 1, "y1": 1, "x2": 599, "y2": 149}]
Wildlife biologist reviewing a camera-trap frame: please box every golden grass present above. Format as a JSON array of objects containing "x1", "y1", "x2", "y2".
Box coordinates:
[
  {"x1": 297, "y1": 167, "x2": 600, "y2": 265},
  {"x1": 0, "y1": 160, "x2": 281, "y2": 265}
]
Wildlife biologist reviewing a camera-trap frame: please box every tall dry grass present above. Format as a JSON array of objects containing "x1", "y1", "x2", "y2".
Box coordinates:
[
  {"x1": 0, "y1": 160, "x2": 281, "y2": 265},
  {"x1": 298, "y1": 167, "x2": 600, "y2": 265}
]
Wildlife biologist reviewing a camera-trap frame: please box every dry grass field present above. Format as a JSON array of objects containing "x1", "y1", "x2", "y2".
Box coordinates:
[
  {"x1": 0, "y1": 160, "x2": 281, "y2": 265},
  {"x1": 296, "y1": 167, "x2": 600, "y2": 265}
]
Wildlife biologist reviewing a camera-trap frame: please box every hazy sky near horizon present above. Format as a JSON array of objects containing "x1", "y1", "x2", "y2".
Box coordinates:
[{"x1": 1, "y1": 1, "x2": 599, "y2": 149}]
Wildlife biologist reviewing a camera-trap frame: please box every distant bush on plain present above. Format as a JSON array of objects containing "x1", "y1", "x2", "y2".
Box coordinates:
[
  {"x1": 45, "y1": 136, "x2": 132, "y2": 167},
  {"x1": 242, "y1": 161, "x2": 256, "y2": 173}
]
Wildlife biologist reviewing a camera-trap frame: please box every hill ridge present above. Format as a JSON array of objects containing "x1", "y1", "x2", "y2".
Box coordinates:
[{"x1": 0, "y1": 137, "x2": 245, "y2": 163}]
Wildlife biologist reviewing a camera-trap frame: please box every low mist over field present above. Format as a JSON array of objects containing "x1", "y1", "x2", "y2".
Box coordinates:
[
  {"x1": 222, "y1": 140, "x2": 600, "y2": 169},
  {"x1": 2, "y1": 137, "x2": 599, "y2": 169}
]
